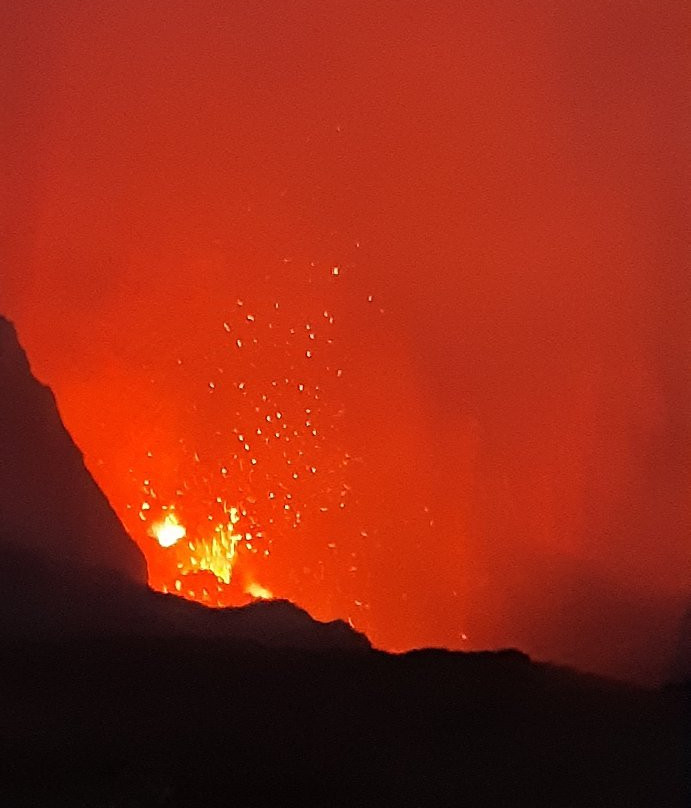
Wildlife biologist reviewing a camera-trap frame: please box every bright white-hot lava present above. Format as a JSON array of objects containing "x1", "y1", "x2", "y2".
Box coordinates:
[
  {"x1": 150, "y1": 512, "x2": 186, "y2": 547},
  {"x1": 149, "y1": 504, "x2": 273, "y2": 603},
  {"x1": 245, "y1": 581, "x2": 273, "y2": 600}
]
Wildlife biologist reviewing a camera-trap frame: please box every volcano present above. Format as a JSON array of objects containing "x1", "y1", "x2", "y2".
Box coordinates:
[
  {"x1": 0, "y1": 314, "x2": 686, "y2": 806},
  {"x1": 0, "y1": 315, "x2": 367, "y2": 650}
]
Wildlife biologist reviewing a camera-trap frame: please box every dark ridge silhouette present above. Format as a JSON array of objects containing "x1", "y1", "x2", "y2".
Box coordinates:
[
  {"x1": 671, "y1": 603, "x2": 691, "y2": 683},
  {"x1": 0, "y1": 541, "x2": 369, "y2": 651},
  {"x1": 463, "y1": 548, "x2": 689, "y2": 687},
  {"x1": 0, "y1": 314, "x2": 686, "y2": 806},
  {"x1": 0, "y1": 634, "x2": 686, "y2": 807},
  {"x1": 0, "y1": 316, "x2": 147, "y2": 583},
  {"x1": 0, "y1": 314, "x2": 368, "y2": 652}
]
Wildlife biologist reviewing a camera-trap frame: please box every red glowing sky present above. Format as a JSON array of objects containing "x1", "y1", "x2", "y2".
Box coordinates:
[{"x1": 2, "y1": 1, "x2": 689, "y2": 680}]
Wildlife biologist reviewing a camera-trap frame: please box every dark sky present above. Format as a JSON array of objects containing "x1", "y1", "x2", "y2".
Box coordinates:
[{"x1": 1, "y1": 1, "x2": 688, "y2": 681}]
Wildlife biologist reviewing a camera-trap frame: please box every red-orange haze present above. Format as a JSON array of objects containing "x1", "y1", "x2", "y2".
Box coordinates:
[{"x1": 2, "y1": 2, "x2": 689, "y2": 683}]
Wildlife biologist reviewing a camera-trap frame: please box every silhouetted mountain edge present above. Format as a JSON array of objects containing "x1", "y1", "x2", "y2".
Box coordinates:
[
  {"x1": 0, "y1": 313, "x2": 688, "y2": 806},
  {"x1": 0, "y1": 539, "x2": 370, "y2": 652},
  {"x1": 0, "y1": 314, "x2": 370, "y2": 652},
  {"x1": 0, "y1": 316, "x2": 147, "y2": 583}
]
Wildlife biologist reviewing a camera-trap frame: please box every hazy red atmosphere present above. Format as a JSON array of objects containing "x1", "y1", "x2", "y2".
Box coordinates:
[{"x1": 2, "y1": 1, "x2": 688, "y2": 681}]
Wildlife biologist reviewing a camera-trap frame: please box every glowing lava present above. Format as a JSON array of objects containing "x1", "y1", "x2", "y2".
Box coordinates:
[
  {"x1": 184, "y1": 505, "x2": 243, "y2": 585},
  {"x1": 245, "y1": 582, "x2": 273, "y2": 600},
  {"x1": 148, "y1": 504, "x2": 273, "y2": 605},
  {"x1": 150, "y1": 512, "x2": 186, "y2": 548}
]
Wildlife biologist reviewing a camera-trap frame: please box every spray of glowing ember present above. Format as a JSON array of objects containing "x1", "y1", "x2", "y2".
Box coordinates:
[
  {"x1": 150, "y1": 504, "x2": 258, "y2": 601},
  {"x1": 119, "y1": 261, "x2": 379, "y2": 614},
  {"x1": 188, "y1": 506, "x2": 242, "y2": 585}
]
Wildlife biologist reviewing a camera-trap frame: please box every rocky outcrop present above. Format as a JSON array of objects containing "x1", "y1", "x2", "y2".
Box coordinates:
[{"x1": 0, "y1": 316, "x2": 148, "y2": 583}]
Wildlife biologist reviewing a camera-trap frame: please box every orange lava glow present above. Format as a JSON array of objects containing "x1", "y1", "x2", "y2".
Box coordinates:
[
  {"x1": 2, "y1": 1, "x2": 688, "y2": 681},
  {"x1": 245, "y1": 582, "x2": 273, "y2": 601}
]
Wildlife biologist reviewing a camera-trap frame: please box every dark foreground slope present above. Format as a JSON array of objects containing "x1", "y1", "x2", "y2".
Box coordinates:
[
  {"x1": 0, "y1": 637, "x2": 687, "y2": 807},
  {"x1": 0, "y1": 539, "x2": 686, "y2": 806},
  {"x1": 0, "y1": 315, "x2": 687, "y2": 806}
]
